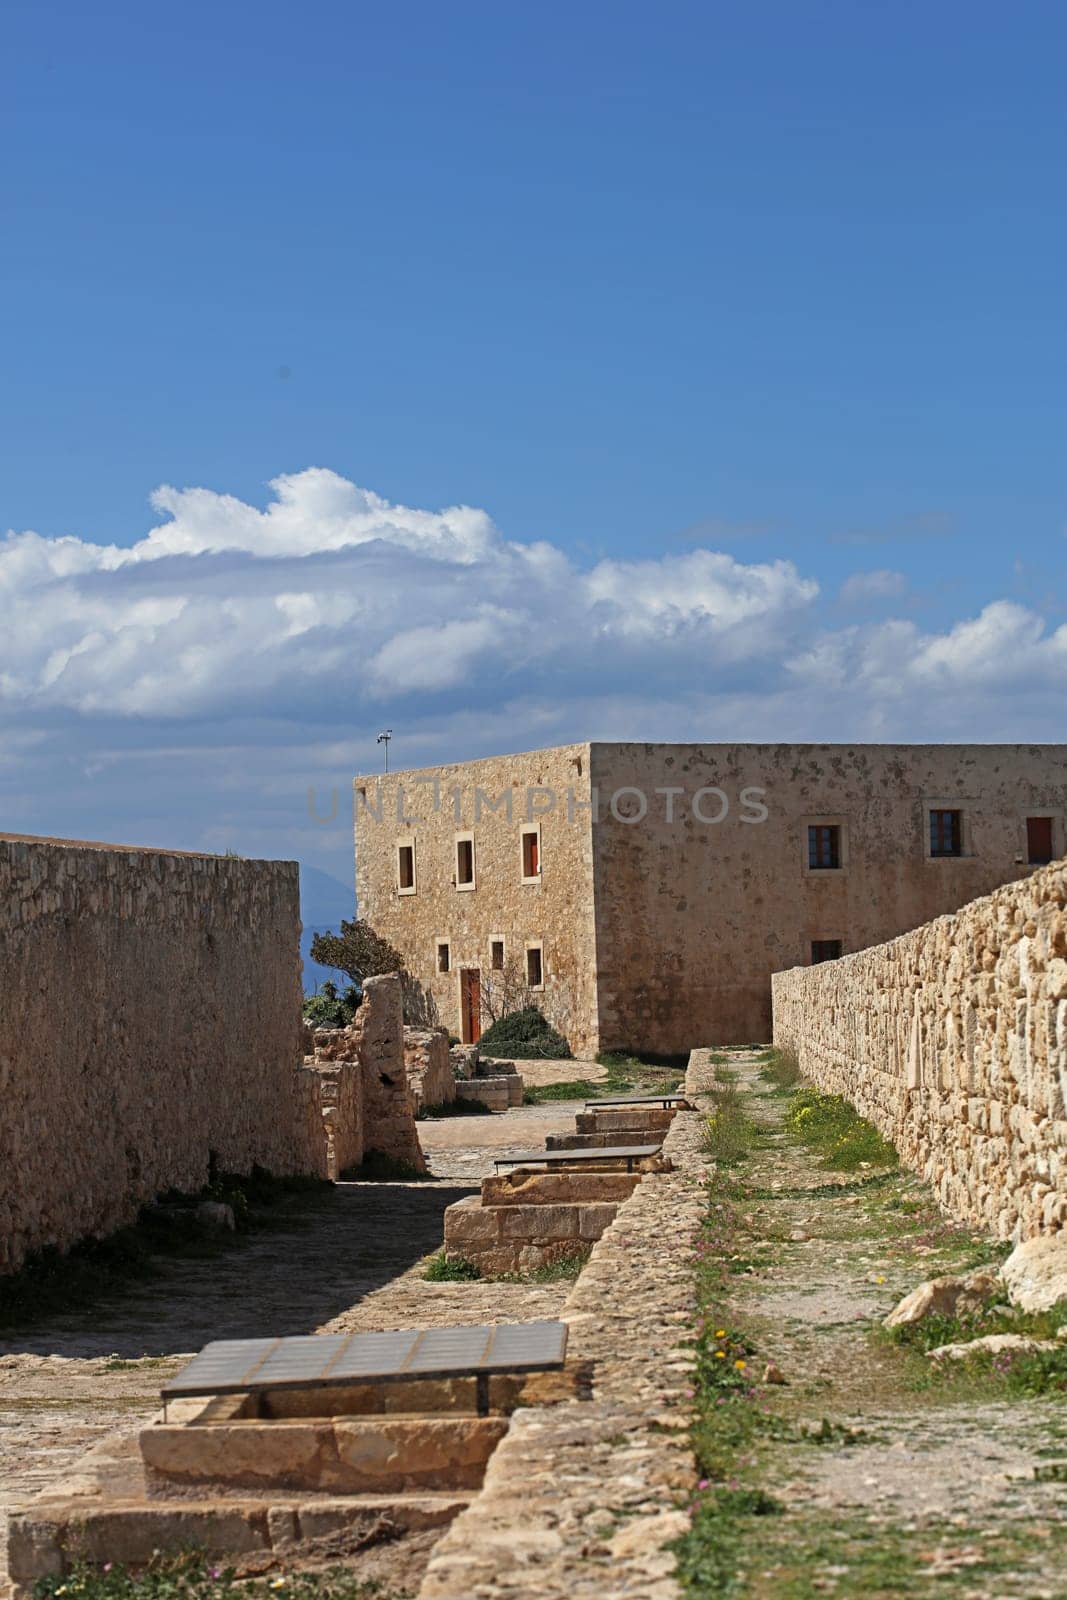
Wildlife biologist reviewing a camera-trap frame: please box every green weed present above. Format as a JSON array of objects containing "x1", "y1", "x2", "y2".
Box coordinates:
[
  {"x1": 422, "y1": 1250, "x2": 481, "y2": 1281},
  {"x1": 784, "y1": 1085, "x2": 897, "y2": 1171}
]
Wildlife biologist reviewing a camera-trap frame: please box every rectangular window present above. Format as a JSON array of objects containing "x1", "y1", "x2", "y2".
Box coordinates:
[
  {"x1": 456, "y1": 836, "x2": 475, "y2": 887},
  {"x1": 811, "y1": 939, "x2": 842, "y2": 964},
  {"x1": 521, "y1": 826, "x2": 540, "y2": 880},
  {"x1": 526, "y1": 945, "x2": 543, "y2": 988},
  {"x1": 397, "y1": 842, "x2": 416, "y2": 893},
  {"x1": 808, "y1": 824, "x2": 841, "y2": 870},
  {"x1": 437, "y1": 941, "x2": 450, "y2": 974},
  {"x1": 929, "y1": 809, "x2": 963, "y2": 858},
  {"x1": 1027, "y1": 816, "x2": 1054, "y2": 865},
  {"x1": 490, "y1": 938, "x2": 505, "y2": 971}
]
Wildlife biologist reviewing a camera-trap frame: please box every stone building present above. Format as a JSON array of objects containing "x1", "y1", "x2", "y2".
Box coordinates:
[{"x1": 353, "y1": 743, "x2": 1067, "y2": 1056}]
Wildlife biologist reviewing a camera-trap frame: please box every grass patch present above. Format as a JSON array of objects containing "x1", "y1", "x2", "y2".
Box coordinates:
[
  {"x1": 784, "y1": 1085, "x2": 897, "y2": 1171},
  {"x1": 31, "y1": 1554, "x2": 395, "y2": 1600},
  {"x1": 880, "y1": 1297, "x2": 1067, "y2": 1397},
  {"x1": 758, "y1": 1046, "x2": 802, "y2": 1091},
  {"x1": 700, "y1": 1076, "x2": 758, "y2": 1166},
  {"x1": 340, "y1": 1150, "x2": 435, "y2": 1182},
  {"x1": 0, "y1": 1168, "x2": 332, "y2": 1331},
  {"x1": 422, "y1": 1250, "x2": 481, "y2": 1281},
  {"x1": 521, "y1": 1078, "x2": 603, "y2": 1105}
]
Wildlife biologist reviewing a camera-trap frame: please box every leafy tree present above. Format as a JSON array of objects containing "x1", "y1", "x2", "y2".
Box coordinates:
[{"x1": 309, "y1": 919, "x2": 404, "y2": 986}]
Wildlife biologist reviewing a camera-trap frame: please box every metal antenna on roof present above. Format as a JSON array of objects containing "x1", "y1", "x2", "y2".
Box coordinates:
[{"x1": 377, "y1": 729, "x2": 393, "y2": 772}]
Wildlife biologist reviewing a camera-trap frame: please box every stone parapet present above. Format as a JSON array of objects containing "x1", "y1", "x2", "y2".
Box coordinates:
[{"x1": 772, "y1": 858, "x2": 1067, "y2": 1240}]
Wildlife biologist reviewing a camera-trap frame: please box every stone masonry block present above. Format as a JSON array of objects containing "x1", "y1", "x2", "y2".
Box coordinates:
[{"x1": 499, "y1": 1203, "x2": 579, "y2": 1240}]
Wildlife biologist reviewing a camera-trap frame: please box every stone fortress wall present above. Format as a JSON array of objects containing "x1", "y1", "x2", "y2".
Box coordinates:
[
  {"x1": 354, "y1": 744, "x2": 600, "y2": 1052},
  {"x1": 772, "y1": 857, "x2": 1067, "y2": 1240},
  {"x1": 0, "y1": 836, "x2": 425, "y2": 1274},
  {"x1": 356, "y1": 741, "x2": 1067, "y2": 1056}
]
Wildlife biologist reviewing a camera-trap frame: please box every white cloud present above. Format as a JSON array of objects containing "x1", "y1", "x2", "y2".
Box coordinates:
[
  {"x1": 1, "y1": 469, "x2": 1064, "y2": 875},
  {"x1": 0, "y1": 470, "x2": 819, "y2": 718}
]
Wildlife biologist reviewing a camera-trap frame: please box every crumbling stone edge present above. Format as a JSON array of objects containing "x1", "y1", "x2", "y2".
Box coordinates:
[{"x1": 416, "y1": 1050, "x2": 715, "y2": 1600}]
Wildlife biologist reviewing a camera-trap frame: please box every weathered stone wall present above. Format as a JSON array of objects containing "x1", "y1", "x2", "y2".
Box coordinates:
[
  {"x1": 0, "y1": 834, "x2": 322, "y2": 1274},
  {"x1": 592, "y1": 742, "x2": 1067, "y2": 1053},
  {"x1": 772, "y1": 859, "x2": 1067, "y2": 1240},
  {"x1": 356, "y1": 741, "x2": 1067, "y2": 1057},
  {"x1": 354, "y1": 744, "x2": 600, "y2": 1054},
  {"x1": 404, "y1": 1027, "x2": 455, "y2": 1113}
]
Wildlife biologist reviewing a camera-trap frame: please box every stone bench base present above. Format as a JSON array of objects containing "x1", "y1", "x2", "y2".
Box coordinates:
[
  {"x1": 443, "y1": 1194, "x2": 619, "y2": 1274},
  {"x1": 575, "y1": 1108, "x2": 674, "y2": 1135},
  {"x1": 6, "y1": 1429, "x2": 469, "y2": 1597},
  {"x1": 143, "y1": 1403, "x2": 507, "y2": 1496}
]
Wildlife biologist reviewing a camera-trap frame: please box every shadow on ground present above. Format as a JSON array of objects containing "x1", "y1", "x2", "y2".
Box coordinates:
[{"x1": 0, "y1": 1181, "x2": 476, "y2": 1360}]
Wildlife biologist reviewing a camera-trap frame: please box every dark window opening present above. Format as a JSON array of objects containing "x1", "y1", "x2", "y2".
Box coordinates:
[
  {"x1": 437, "y1": 942, "x2": 450, "y2": 973},
  {"x1": 398, "y1": 844, "x2": 415, "y2": 890},
  {"x1": 491, "y1": 939, "x2": 505, "y2": 970},
  {"x1": 522, "y1": 829, "x2": 539, "y2": 877},
  {"x1": 456, "y1": 838, "x2": 475, "y2": 885},
  {"x1": 1027, "y1": 816, "x2": 1054, "y2": 865},
  {"x1": 526, "y1": 946, "x2": 543, "y2": 987},
  {"x1": 929, "y1": 809, "x2": 963, "y2": 858},
  {"x1": 811, "y1": 939, "x2": 842, "y2": 964},
  {"x1": 808, "y1": 824, "x2": 841, "y2": 870}
]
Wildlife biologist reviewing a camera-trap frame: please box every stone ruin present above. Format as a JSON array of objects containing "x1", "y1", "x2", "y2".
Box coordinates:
[
  {"x1": 306, "y1": 973, "x2": 426, "y2": 1176},
  {"x1": 402, "y1": 1032, "x2": 524, "y2": 1116}
]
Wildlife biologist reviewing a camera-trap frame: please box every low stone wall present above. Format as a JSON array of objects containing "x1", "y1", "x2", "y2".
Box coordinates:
[
  {"x1": 0, "y1": 835, "x2": 324, "y2": 1274},
  {"x1": 405, "y1": 1028, "x2": 455, "y2": 1113},
  {"x1": 418, "y1": 1051, "x2": 714, "y2": 1599},
  {"x1": 772, "y1": 858, "x2": 1067, "y2": 1240}
]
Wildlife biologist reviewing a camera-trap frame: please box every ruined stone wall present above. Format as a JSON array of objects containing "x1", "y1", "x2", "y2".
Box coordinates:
[
  {"x1": 354, "y1": 745, "x2": 599, "y2": 1054},
  {"x1": 0, "y1": 835, "x2": 322, "y2": 1274},
  {"x1": 772, "y1": 859, "x2": 1067, "y2": 1240},
  {"x1": 348, "y1": 975, "x2": 427, "y2": 1171},
  {"x1": 404, "y1": 1028, "x2": 454, "y2": 1113},
  {"x1": 592, "y1": 743, "x2": 1067, "y2": 1053}
]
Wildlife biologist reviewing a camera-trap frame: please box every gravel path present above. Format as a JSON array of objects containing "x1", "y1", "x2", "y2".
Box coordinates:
[{"x1": 716, "y1": 1051, "x2": 1067, "y2": 1600}]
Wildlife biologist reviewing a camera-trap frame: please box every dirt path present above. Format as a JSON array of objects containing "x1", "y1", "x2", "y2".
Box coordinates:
[
  {"x1": 707, "y1": 1050, "x2": 1067, "y2": 1600},
  {"x1": 0, "y1": 1097, "x2": 582, "y2": 1596}
]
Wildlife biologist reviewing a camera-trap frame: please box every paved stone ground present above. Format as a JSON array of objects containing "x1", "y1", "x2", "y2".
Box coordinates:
[{"x1": 0, "y1": 1098, "x2": 582, "y2": 1597}]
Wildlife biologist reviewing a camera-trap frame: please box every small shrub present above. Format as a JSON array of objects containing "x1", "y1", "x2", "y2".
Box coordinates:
[
  {"x1": 302, "y1": 979, "x2": 360, "y2": 1029},
  {"x1": 423, "y1": 1250, "x2": 481, "y2": 1281},
  {"x1": 477, "y1": 1006, "x2": 571, "y2": 1059}
]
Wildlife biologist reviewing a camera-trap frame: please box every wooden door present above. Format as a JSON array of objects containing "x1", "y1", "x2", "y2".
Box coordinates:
[
  {"x1": 460, "y1": 968, "x2": 481, "y2": 1044},
  {"x1": 1027, "y1": 816, "x2": 1054, "y2": 864}
]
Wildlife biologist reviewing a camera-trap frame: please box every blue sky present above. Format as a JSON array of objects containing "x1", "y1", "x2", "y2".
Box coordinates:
[{"x1": 2, "y1": 0, "x2": 1066, "y2": 934}]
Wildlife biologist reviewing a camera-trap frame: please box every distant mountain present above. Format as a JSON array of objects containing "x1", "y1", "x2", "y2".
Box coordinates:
[{"x1": 299, "y1": 864, "x2": 356, "y2": 994}]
